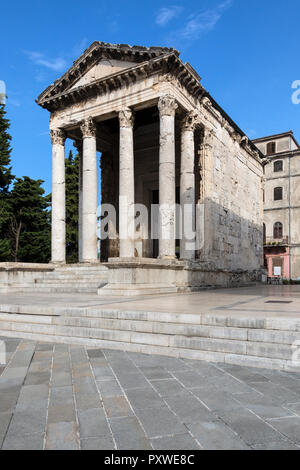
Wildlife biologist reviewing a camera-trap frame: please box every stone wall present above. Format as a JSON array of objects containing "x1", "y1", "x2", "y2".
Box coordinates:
[
  {"x1": 201, "y1": 124, "x2": 263, "y2": 274},
  {"x1": 48, "y1": 68, "x2": 264, "y2": 283}
]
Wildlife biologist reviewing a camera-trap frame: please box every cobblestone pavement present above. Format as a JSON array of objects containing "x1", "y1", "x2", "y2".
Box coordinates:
[{"x1": 1, "y1": 336, "x2": 300, "y2": 450}]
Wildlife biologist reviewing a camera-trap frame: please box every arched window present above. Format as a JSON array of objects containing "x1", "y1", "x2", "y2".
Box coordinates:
[
  {"x1": 267, "y1": 142, "x2": 276, "y2": 155},
  {"x1": 274, "y1": 160, "x2": 283, "y2": 172},
  {"x1": 274, "y1": 187, "x2": 283, "y2": 201},
  {"x1": 273, "y1": 222, "x2": 283, "y2": 239}
]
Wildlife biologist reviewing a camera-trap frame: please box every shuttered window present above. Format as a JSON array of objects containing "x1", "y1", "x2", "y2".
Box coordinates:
[
  {"x1": 274, "y1": 187, "x2": 283, "y2": 200},
  {"x1": 273, "y1": 222, "x2": 283, "y2": 239},
  {"x1": 267, "y1": 142, "x2": 276, "y2": 155},
  {"x1": 274, "y1": 160, "x2": 283, "y2": 172}
]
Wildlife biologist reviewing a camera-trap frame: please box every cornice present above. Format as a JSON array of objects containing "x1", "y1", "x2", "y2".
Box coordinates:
[
  {"x1": 37, "y1": 42, "x2": 179, "y2": 104},
  {"x1": 37, "y1": 53, "x2": 203, "y2": 112},
  {"x1": 37, "y1": 42, "x2": 264, "y2": 165}
]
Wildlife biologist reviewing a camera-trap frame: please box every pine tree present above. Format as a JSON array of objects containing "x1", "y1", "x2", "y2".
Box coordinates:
[
  {"x1": 0, "y1": 104, "x2": 14, "y2": 193},
  {"x1": 65, "y1": 150, "x2": 79, "y2": 263},
  {"x1": 9, "y1": 177, "x2": 51, "y2": 262},
  {"x1": 0, "y1": 197, "x2": 11, "y2": 260},
  {"x1": 0, "y1": 103, "x2": 14, "y2": 260}
]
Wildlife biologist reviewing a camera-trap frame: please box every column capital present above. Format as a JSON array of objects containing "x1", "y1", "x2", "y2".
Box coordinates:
[
  {"x1": 204, "y1": 128, "x2": 216, "y2": 148},
  {"x1": 50, "y1": 128, "x2": 66, "y2": 145},
  {"x1": 119, "y1": 108, "x2": 134, "y2": 128},
  {"x1": 80, "y1": 116, "x2": 96, "y2": 138},
  {"x1": 181, "y1": 111, "x2": 199, "y2": 132},
  {"x1": 158, "y1": 95, "x2": 178, "y2": 117}
]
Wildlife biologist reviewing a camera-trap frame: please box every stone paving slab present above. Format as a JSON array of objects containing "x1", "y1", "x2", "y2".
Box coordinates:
[
  {"x1": 2, "y1": 284, "x2": 300, "y2": 319},
  {"x1": 0, "y1": 336, "x2": 300, "y2": 450}
]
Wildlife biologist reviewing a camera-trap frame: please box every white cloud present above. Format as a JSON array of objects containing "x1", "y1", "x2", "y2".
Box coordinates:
[
  {"x1": 156, "y1": 6, "x2": 183, "y2": 26},
  {"x1": 108, "y1": 20, "x2": 119, "y2": 33},
  {"x1": 8, "y1": 98, "x2": 21, "y2": 107},
  {"x1": 24, "y1": 50, "x2": 67, "y2": 72},
  {"x1": 247, "y1": 129, "x2": 257, "y2": 138},
  {"x1": 72, "y1": 38, "x2": 89, "y2": 57},
  {"x1": 167, "y1": 0, "x2": 233, "y2": 43}
]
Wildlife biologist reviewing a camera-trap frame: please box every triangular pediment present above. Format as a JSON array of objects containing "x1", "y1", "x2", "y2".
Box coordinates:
[
  {"x1": 69, "y1": 59, "x2": 138, "y2": 91},
  {"x1": 37, "y1": 41, "x2": 178, "y2": 104}
]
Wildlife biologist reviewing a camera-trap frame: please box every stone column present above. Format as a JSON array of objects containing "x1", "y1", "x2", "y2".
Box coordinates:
[
  {"x1": 80, "y1": 117, "x2": 98, "y2": 263},
  {"x1": 158, "y1": 95, "x2": 177, "y2": 259},
  {"x1": 118, "y1": 108, "x2": 135, "y2": 258},
  {"x1": 180, "y1": 112, "x2": 197, "y2": 260},
  {"x1": 50, "y1": 129, "x2": 66, "y2": 264},
  {"x1": 74, "y1": 140, "x2": 83, "y2": 262}
]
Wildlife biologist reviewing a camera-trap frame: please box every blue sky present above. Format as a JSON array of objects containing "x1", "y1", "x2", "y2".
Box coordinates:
[{"x1": 1, "y1": 0, "x2": 300, "y2": 194}]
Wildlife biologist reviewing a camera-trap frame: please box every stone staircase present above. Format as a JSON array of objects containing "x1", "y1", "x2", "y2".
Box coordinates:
[
  {"x1": 0, "y1": 264, "x2": 108, "y2": 294},
  {"x1": 32, "y1": 265, "x2": 108, "y2": 293},
  {"x1": 0, "y1": 303, "x2": 299, "y2": 372}
]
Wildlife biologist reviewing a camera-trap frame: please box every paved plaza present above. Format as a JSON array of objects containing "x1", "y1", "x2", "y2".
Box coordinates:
[
  {"x1": 1, "y1": 284, "x2": 300, "y2": 317},
  {"x1": 1, "y1": 334, "x2": 300, "y2": 450}
]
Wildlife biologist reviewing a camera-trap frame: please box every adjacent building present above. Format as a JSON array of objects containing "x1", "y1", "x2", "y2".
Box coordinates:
[{"x1": 253, "y1": 131, "x2": 300, "y2": 280}]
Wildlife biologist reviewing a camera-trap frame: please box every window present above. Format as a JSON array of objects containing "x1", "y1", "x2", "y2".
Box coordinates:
[
  {"x1": 274, "y1": 187, "x2": 283, "y2": 201},
  {"x1": 273, "y1": 222, "x2": 283, "y2": 239},
  {"x1": 274, "y1": 160, "x2": 283, "y2": 172},
  {"x1": 267, "y1": 142, "x2": 276, "y2": 155}
]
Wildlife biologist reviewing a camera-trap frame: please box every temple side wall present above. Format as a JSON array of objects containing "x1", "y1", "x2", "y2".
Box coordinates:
[{"x1": 202, "y1": 125, "x2": 264, "y2": 274}]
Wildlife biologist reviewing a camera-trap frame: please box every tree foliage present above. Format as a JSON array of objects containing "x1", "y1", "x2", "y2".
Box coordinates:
[
  {"x1": 0, "y1": 104, "x2": 80, "y2": 263},
  {"x1": 0, "y1": 103, "x2": 51, "y2": 262},
  {"x1": 8, "y1": 177, "x2": 51, "y2": 262},
  {"x1": 0, "y1": 103, "x2": 14, "y2": 260},
  {"x1": 65, "y1": 150, "x2": 79, "y2": 263},
  {"x1": 0, "y1": 104, "x2": 14, "y2": 193}
]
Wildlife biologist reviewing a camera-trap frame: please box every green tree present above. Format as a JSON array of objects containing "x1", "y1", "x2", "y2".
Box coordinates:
[
  {"x1": 9, "y1": 177, "x2": 51, "y2": 262},
  {"x1": 0, "y1": 197, "x2": 11, "y2": 260},
  {"x1": 0, "y1": 103, "x2": 14, "y2": 193},
  {"x1": 0, "y1": 103, "x2": 14, "y2": 260},
  {"x1": 65, "y1": 150, "x2": 79, "y2": 263}
]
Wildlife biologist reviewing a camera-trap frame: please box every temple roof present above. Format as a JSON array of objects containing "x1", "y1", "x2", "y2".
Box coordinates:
[
  {"x1": 37, "y1": 41, "x2": 182, "y2": 105},
  {"x1": 36, "y1": 41, "x2": 263, "y2": 161}
]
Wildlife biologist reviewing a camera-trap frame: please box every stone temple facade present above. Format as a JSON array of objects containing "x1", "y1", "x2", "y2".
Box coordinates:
[{"x1": 35, "y1": 41, "x2": 264, "y2": 295}]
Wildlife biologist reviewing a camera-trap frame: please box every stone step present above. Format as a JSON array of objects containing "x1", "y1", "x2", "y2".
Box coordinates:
[
  {"x1": 25, "y1": 285, "x2": 104, "y2": 293},
  {"x1": 53, "y1": 268, "x2": 107, "y2": 274},
  {"x1": 35, "y1": 273, "x2": 107, "y2": 282},
  {"x1": 34, "y1": 278, "x2": 107, "y2": 284},
  {"x1": 0, "y1": 312, "x2": 298, "y2": 345},
  {"x1": 0, "y1": 315, "x2": 296, "y2": 361},
  {"x1": 0, "y1": 321, "x2": 297, "y2": 372},
  {"x1": 21, "y1": 313, "x2": 298, "y2": 346},
  {"x1": 65, "y1": 307, "x2": 300, "y2": 332},
  {"x1": 2, "y1": 284, "x2": 104, "y2": 293},
  {"x1": 1, "y1": 303, "x2": 300, "y2": 332},
  {"x1": 0, "y1": 303, "x2": 299, "y2": 372},
  {"x1": 43, "y1": 269, "x2": 108, "y2": 276}
]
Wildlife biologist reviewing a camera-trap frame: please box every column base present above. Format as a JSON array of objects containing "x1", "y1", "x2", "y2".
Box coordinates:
[
  {"x1": 80, "y1": 259, "x2": 99, "y2": 264},
  {"x1": 98, "y1": 257, "x2": 186, "y2": 296},
  {"x1": 97, "y1": 257, "x2": 263, "y2": 296}
]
